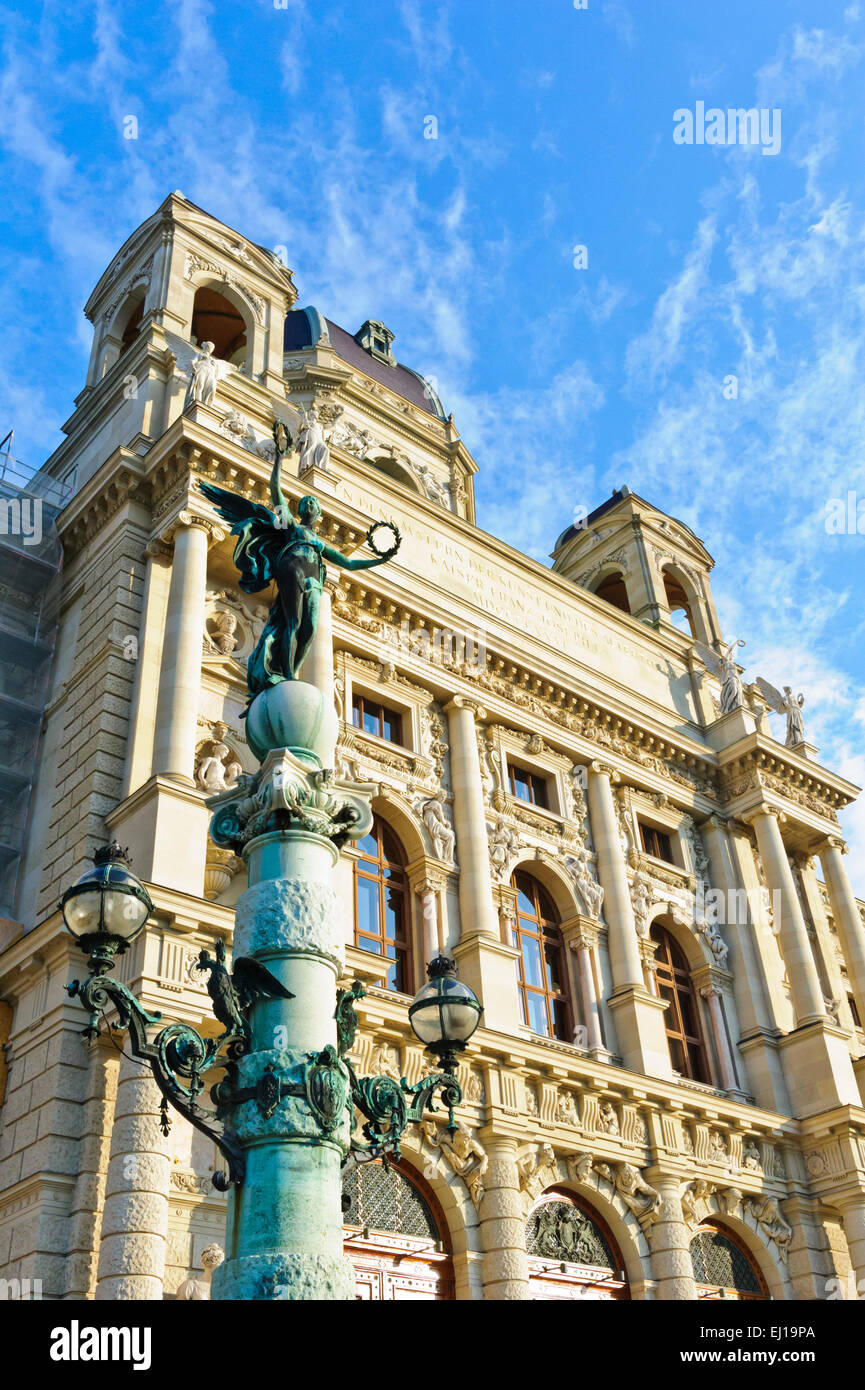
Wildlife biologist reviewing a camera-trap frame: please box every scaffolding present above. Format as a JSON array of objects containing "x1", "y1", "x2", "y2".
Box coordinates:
[{"x1": 0, "y1": 435, "x2": 69, "y2": 919}]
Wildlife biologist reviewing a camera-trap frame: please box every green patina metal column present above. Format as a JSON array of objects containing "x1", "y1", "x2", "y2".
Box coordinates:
[{"x1": 206, "y1": 685, "x2": 373, "y2": 1300}]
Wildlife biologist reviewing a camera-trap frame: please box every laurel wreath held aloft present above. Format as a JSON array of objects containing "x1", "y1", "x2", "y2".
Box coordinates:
[{"x1": 366, "y1": 519, "x2": 402, "y2": 560}]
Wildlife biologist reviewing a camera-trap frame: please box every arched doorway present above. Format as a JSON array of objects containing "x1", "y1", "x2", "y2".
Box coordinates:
[
  {"x1": 527, "y1": 1188, "x2": 630, "y2": 1300},
  {"x1": 690, "y1": 1221, "x2": 769, "y2": 1300},
  {"x1": 342, "y1": 1158, "x2": 454, "y2": 1300}
]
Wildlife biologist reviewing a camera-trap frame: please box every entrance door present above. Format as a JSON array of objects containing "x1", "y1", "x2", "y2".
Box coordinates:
[
  {"x1": 342, "y1": 1158, "x2": 454, "y2": 1301},
  {"x1": 527, "y1": 1189, "x2": 630, "y2": 1301},
  {"x1": 690, "y1": 1222, "x2": 769, "y2": 1300}
]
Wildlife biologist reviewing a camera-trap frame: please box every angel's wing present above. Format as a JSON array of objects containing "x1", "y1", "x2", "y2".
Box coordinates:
[
  {"x1": 198, "y1": 480, "x2": 274, "y2": 530},
  {"x1": 755, "y1": 676, "x2": 785, "y2": 715},
  {"x1": 232, "y1": 956, "x2": 295, "y2": 1009},
  {"x1": 692, "y1": 640, "x2": 722, "y2": 679},
  {"x1": 166, "y1": 334, "x2": 236, "y2": 382},
  {"x1": 198, "y1": 481, "x2": 285, "y2": 593}
]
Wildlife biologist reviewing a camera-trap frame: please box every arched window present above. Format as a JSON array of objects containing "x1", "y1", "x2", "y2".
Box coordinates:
[
  {"x1": 342, "y1": 1158, "x2": 453, "y2": 1300},
  {"x1": 511, "y1": 871, "x2": 571, "y2": 1040},
  {"x1": 690, "y1": 1221, "x2": 768, "y2": 1300},
  {"x1": 651, "y1": 925, "x2": 710, "y2": 1082},
  {"x1": 190, "y1": 286, "x2": 248, "y2": 365},
  {"x1": 354, "y1": 816, "x2": 411, "y2": 992},
  {"x1": 527, "y1": 1189, "x2": 629, "y2": 1300},
  {"x1": 663, "y1": 570, "x2": 696, "y2": 637},
  {"x1": 593, "y1": 571, "x2": 631, "y2": 614}
]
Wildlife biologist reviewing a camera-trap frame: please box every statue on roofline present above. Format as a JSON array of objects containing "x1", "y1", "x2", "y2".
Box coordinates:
[{"x1": 199, "y1": 423, "x2": 401, "y2": 714}]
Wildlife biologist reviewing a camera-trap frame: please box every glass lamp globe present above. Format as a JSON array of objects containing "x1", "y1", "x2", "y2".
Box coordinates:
[
  {"x1": 409, "y1": 956, "x2": 482, "y2": 1070},
  {"x1": 61, "y1": 842, "x2": 153, "y2": 953}
]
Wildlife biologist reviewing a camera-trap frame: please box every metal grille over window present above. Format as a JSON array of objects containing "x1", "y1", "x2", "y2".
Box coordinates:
[
  {"x1": 690, "y1": 1228, "x2": 762, "y2": 1294},
  {"x1": 526, "y1": 1200, "x2": 616, "y2": 1268},
  {"x1": 342, "y1": 1162, "x2": 438, "y2": 1241}
]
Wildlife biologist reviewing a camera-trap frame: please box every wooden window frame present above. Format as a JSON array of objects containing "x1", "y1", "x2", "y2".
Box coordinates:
[
  {"x1": 351, "y1": 692, "x2": 403, "y2": 746},
  {"x1": 507, "y1": 762, "x2": 549, "y2": 809},
  {"x1": 651, "y1": 925, "x2": 710, "y2": 1083},
  {"x1": 353, "y1": 816, "x2": 411, "y2": 993},
  {"x1": 512, "y1": 871, "x2": 571, "y2": 1041},
  {"x1": 639, "y1": 820, "x2": 675, "y2": 864}
]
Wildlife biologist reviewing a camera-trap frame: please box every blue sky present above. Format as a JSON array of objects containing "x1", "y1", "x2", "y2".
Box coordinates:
[{"x1": 2, "y1": 0, "x2": 864, "y2": 884}]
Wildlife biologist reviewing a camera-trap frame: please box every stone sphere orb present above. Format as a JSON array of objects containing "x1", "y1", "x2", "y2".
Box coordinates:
[{"x1": 245, "y1": 681, "x2": 338, "y2": 765}]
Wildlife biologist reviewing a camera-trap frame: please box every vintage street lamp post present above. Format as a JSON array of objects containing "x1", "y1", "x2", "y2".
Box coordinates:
[{"x1": 63, "y1": 425, "x2": 482, "y2": 1299}]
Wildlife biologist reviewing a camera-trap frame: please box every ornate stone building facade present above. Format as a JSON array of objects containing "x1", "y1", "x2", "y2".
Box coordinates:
[{"x1": 1, "y1": 192, "x2": 865, "y2": 1301}]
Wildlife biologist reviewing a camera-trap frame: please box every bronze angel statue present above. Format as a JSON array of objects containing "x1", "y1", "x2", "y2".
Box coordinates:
[{"x1": 199, "y1": 423, "x2": 401, "y2": 709}]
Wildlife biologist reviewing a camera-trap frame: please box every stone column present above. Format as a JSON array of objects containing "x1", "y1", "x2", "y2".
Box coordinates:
[
  {"x1": 478, "y1": 1136, "x2": 530, "y2": 1300},
  {"x1": 152, "y1": 517, "x2": 211, "y2": 783},
  {"x1": 416, "y1": 878, "x2": 442, "y2": 964},
  {"x1": 444, "y1": 698, "x2": 498, "y2": 939},
  {"x1": 445, "y1": 699, "x2": 521, "y2": 1031},
  {"x1": 699, "y1": 984, "x2": 738, "y2": 1093},
  {"x1": 586, "y1": 763, "x2": 643, "y2": 988},
  {"x1": 646, "y1": 1175, "x2": 698, "y2": 1300},
  {"x1": 820, "y1": 837, "x2": 865, "y2": 1028},
  {"x1": 586, "y1": 763, "x2": 671, "y2": 1077},
  {"x1": 94, "y1": 1051, "x2": 172, "y2": 1300},
  {"x1": 64, "y1": 1039, "x2": 120, "y2": 1300},
  {"x1": 568, "y1": 921, "x2": 603, "y2": 1051},
  {"x1": 837, "y1": 1194, "x2": 865, "y2": 1295},
  {"x1": 749, "y1": 809, "x2": 825, "y2": 1025}
]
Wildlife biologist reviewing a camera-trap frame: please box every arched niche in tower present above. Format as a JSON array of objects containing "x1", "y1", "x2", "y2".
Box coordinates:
[
  {"x1": 190, "y1": 284, "x2": 250, "y2": 367},
  {"x1": 591, "y1": 568, "x2": 631, "y2": 616}
]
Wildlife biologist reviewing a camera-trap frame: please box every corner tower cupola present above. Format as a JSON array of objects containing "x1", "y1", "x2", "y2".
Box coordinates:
[{"x1": 551, "y1": 486, "x2": 723, "y2": 646}]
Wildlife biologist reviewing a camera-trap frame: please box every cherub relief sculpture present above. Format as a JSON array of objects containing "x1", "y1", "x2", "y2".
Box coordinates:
[
  {"x1": 195, "y1": 739, "x2": 243, "y2": 792},
  {"x1": 175, "y1": 1243, "x2": 225, "y2": 1300}
]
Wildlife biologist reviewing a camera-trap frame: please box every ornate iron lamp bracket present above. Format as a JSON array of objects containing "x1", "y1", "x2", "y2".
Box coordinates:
[
  {"x1": 335, "y1": 982, "x2": 464, "y2": 1164},
  {"x1": 67, "y1": 962, "x2": 247, "y2": 1190}
]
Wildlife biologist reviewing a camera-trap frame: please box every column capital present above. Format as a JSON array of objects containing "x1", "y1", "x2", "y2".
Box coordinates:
[
  {"x1": 562, "y1": 915, "x2": 600, "y2": 951},
  {"x1": 791, "y1": 851, "x2": 814, "y2": 872},
  {"x1": 819, "y1": 835, "x2": 847, "y2": 855},
  {"x1": 159, "y1": 508, "x2": 227, "y2": 549},
  {"x1": 699, "y1": 982, "x2": 722, "y2": 1001},
  {"x1": 742, "y1": 805, "x2": 786, "y2": 827},
  {"x1": 410, "y1": 870, "x2": 447, "y2": 897},
  {"x1": 444, "y1": 695, "x2": 486, "y2": 719},
  {"x1": 704, "y1": 813, "x2": 730, "y2": 832},
  {"x1": 588, "y1": 759, "x2": 620, "y2": 783}
]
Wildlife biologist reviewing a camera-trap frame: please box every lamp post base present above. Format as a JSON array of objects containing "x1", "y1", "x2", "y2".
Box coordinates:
[{"x1": 213, "y1": 1250, "x2": 356, "y2": 1301}]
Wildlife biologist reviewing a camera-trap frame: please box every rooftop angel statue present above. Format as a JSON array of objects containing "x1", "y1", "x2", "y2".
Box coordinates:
[
  {"x1": 692, "y1": 637, "x2": 746, "y2": 715},
  {"x1": 755, "y1": 677, "x2": 806, "y2": 748},
  {"x1": 199, "y1": 422, "x2": 401, "y2": 710}
]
